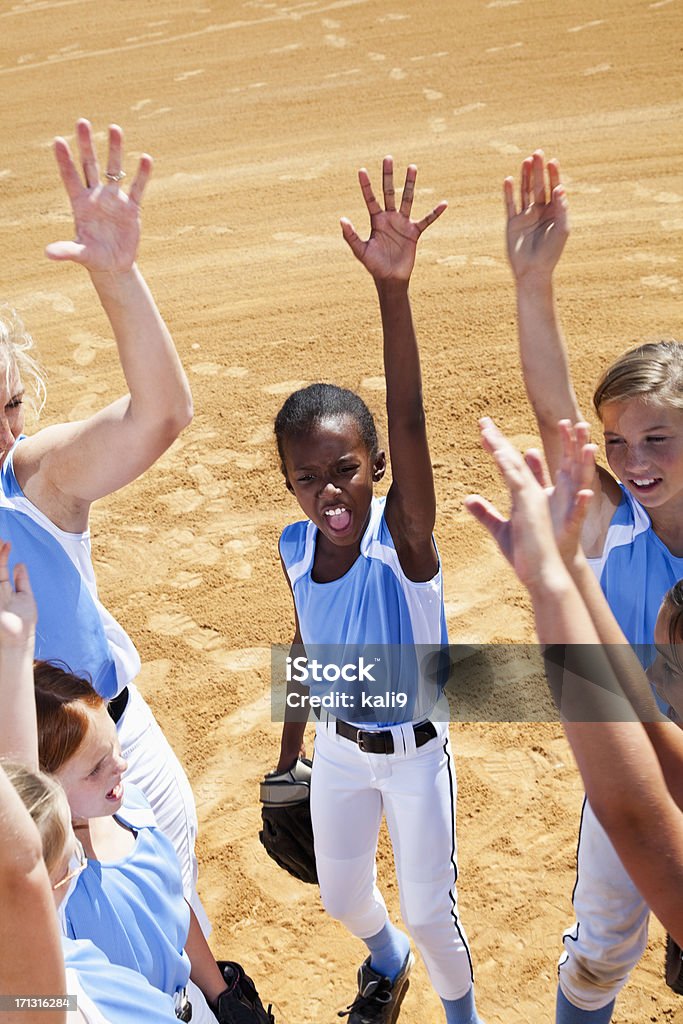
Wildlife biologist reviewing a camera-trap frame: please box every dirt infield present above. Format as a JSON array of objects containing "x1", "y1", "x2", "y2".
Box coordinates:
[{"x1": 1, "y1": 0, "x2": 681, "y2": 1020}]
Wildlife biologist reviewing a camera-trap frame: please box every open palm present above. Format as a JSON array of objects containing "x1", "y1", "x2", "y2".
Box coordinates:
[
  {"x1": 341, "y1": 157, "x2": 447, "y2": 281},
  {"x1": 465, "y1": 419, "x2": 594, "y2": 588},
  {"x1": 46, "y1": 119, "x2": 152, "y2": 273},
  {"x1": 505, "y1": 151, "x2": 569, "y2": 280}
]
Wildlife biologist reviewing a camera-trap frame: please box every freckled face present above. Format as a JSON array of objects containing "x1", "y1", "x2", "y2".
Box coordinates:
[
  {"x1": 602, "y1": 399, "x2": 683, "y2": 510},
  {"x1": 282, "y1": 415, "x2": 385, "y2": 550},
  {"x1": 54, "y1": 703, "x2": 128, "y2": 822},
  {"x1": 0, "y1": 360, "x2": 25, "y2": 468}
]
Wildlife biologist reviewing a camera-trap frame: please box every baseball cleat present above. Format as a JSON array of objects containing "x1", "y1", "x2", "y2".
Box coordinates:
[{"x1": 338, "y1": 951, "x2": 413, "y2": 1023}]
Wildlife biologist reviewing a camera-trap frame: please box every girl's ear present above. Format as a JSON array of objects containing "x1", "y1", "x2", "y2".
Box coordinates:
[{"x1": 372, "y1": 450, "x2": 386, "y2": 482}]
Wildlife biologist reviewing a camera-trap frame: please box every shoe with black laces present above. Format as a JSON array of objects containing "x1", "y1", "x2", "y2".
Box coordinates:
[{"x1": 338, "y1": 951, "x2": 413, "y2": 1023}]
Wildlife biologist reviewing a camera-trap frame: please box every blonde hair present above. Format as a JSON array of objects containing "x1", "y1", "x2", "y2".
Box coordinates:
[
  {"x1": 0, "y1": 306, "x2": 47, "y2": 417},
  {"x1": 1, "y1": 760, "x2": 70, "y2": 875},
  {"x1": 593, "y1": 340, "x2": 683, "y2": 417}
]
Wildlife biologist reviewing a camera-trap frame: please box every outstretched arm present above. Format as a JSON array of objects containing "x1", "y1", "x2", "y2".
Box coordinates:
[
  {"x1": 505, "y1": 153, "x2": 578, "y2": 467},
  {"x1": 466, "y1": 420, "x2": 683, "y2": 945},
  {"x1": 505, "y1": 152, "x2": 619, "y2": 554},
  {"x1": 0, "y1": 541, "x2": 39, "y2": 769},
  {"x1": 15, "y1": 120, "x2": 192, "y2": 533},
  {"x1": 342, "y1": 157, "x2": 446, "y2": 582}
]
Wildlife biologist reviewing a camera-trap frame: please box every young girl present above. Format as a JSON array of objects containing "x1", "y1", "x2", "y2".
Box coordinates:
[
  {"x1": 505, "y1": 152, "x2": 683, "y2": 1023},
  {"x1": 0, "y1": 118, "x2": 203, "y2": 923},
  {"x1": 2, "y1": 759, "x2": 181, "y2": 1024},
  {"x1": 33, "y1": 663, "x2": 226, "y2": 1024},
  {"x1": 273, "y1": 159, "x2": 484, "y2": 1024},
  {"x1": 0, "y1": 555, "x2": 178, "y2": 1024},
  {"x1": 0, "y1": 540, "x2": 270, "y2": 1024},
  {"x1": 466, "y1": 416, "x2": 683, "y2": 948}
]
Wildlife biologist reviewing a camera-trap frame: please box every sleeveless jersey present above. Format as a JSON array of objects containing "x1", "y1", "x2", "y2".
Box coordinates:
[
  {"x1": 63, "y1": 784, "x2": 191, "y2": 997},
  {"x1": 279, "y1": 496, "x2": 448, "y2": 725},
  {"x1": 0, "y1": 437, "x2": 139, "y2": 699},
  {"x1": 62, "y1": 938, "x2": 176, "y2": 1023},
  {"x1": 588, "y1": 484, "x2": 683, "y2": 649}
]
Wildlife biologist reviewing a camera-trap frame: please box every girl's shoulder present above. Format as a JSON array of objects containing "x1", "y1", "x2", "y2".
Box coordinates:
[{"x1": 279, "y1": 516, "x2": 314, "y2": 581}]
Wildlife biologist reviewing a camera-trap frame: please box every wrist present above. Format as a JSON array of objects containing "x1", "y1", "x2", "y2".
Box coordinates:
[
  {"x1": 275, "y1": 751, "x2": 299, "y2": 773},
  {"x1": 565, "y1": 550, "x2": 590, "y2": 579},
  {"x1": 0, "y1": 632, "x2": 35, "y2": 655},
  {"x1": 88, "y1": 264, "x2": 139, "y2": 296},
  {"x1": 526, "y1": 563, "x2": 574, "y2": 602},
  {"x1": 515, "y1": 270, "x2": 556, "y2": 296},
  {"x1": 374, "y1": 277, "x2": 410, "y2": 298}
]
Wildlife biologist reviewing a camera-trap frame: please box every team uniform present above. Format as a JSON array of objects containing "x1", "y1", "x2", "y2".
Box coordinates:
[
  {"x1": 558, "y1": 484, "x2": 683, "y2": 1012},
  {"x1": 63, "y1": 937, "x2": 178, "y2": 1024},
  {"x1": 0, "y1": 436, "x2": 207, "y2": 929},
  {"x1": 280, "y1": 496, "x2": 475, "y2": 1002},
  {"x1": 63, "y1": 784, "x2": 214, "y2": 1024}
]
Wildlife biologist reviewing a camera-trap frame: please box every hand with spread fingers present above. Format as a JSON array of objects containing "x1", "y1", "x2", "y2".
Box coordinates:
[
  {"x1": 464, "y1": 417, "x2": 594, "y2": 589},
  {"x1": 504, "y1": 149, "x2": 569, "y2": 282},
  {"x1": 341, "y1": 156, "x2": 447, "y2": 282},
  {"x1": 45, "y1": 119, "x2": 152, "y2": 274},
  {"x1": 0, "y1": 540, "x2": 36, "y2": 650}
]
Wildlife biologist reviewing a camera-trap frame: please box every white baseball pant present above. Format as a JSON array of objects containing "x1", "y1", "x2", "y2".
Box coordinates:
[
  {"x1": 558, "y1": 798, "x2": 649, "y2": 1011},
  {"x1": 311, "y1": 717, "x2": 474, "y2": 1001},
  {"x1": 116, "y1": 682, "x2": 211, "y2": 935}
]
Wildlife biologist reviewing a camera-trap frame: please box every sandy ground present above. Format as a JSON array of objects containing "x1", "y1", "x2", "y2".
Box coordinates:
[{"x1": 2, "y1": 0, "x2": 682, "y2": 1020}]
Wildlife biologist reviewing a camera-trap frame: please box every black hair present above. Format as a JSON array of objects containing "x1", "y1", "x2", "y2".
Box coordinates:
[{"x1": 274, "y1": 383, "x2": 378, "y2": 476}]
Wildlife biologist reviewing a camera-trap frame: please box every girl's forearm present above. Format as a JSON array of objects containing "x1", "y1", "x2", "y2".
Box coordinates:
[
  {"x1": 184, "y1": 905, "x2": 226, "y2": 1003},
  {"x1": 516, "y1": 279, "x2": 582, "y2": 476},
  {"x1": 89, "y1": 266, "x2": 193, "y2": 435},
  {"x1": 0, "y1": 642, "x2": 39, "y2": 769},
  {"x1": 375, "y1": 279, "x2": 425, "y2": 427}
]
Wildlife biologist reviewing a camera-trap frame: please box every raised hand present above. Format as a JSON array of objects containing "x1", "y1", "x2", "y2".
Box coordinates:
[
  {"x1": 45, "y1": 119, "x2": 152, "y2": 274},
  {"x1": 0, "y1": 541, "x2": 36, "y2": 650},
  {"x1": 341, "y1": 156, "x2": 447, "y2": 281},
  {"x1": 465, "y1": 418, "x2": 593, "y2": 589},
  {"x1": 543, "y1": 420, "x2": 595, "y2": 563},
  {"x1": 504, "y1": 150, "x2": 569, "y2": 282}
]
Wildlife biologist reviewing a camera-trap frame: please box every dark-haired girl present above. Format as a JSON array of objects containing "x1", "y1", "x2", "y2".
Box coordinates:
[{"x1": 273, "y1": 159, "x2": 484, "y2": 1024}]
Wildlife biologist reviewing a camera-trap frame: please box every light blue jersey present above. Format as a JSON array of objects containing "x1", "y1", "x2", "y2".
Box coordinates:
[
  {"x1": 280, "y1": 496, "x2": 448, "y2": 725},
  {"x1": 588, "y1": 484, "x2": 683, "y2": 650},
  {"x1": 0, "y1": 437, "x2": 139, "y2": 699},
  {"x1": 62, "y1": 937, "x2": 177, "y2": 1023},
  {"x1": 63, "y1": 784, "x2": 191, "y2": 998}
]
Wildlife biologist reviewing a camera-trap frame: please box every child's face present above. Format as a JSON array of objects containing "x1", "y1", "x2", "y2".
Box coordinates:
[
  {"x1": 602, "y1": 399, "x2": 683, "y2": 510},
  {"x1": 282, "y1": 414, "x2": 385, "y2": 548},
  {"x1": 649, "y1": 599, "x2": 683, "y2": 720},
  {"x1": 54, "y1": 703, "x2": 128, "y2": 822},
  {"x1": 0, "y1": 359, "x2": 25, "y2": 470}
]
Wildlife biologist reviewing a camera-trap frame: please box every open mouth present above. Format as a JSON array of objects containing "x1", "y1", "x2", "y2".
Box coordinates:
[
  {"x1": 629, "y1": 477, "x2": 661, "y2": 495},
  {"x1": 106, "y1": 781, "x2": 124, "y2": 802},
  {"x1": 323, "y1": 505, "x2": 352, "y2": 533}
]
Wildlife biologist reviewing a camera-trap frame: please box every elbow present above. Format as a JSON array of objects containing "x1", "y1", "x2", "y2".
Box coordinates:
[
  {"x1": 1, "y1": 835, "x2": 44, "y2": 891},
  {"x1": 165, "y1": 392, "x2": 194, "y2": 439},
  {"x1": 177, "y1": 393, "x2": 194, "y2": 432},
  {"x1": 587, "y1": 789, "x2": 645, "y2": 843}
]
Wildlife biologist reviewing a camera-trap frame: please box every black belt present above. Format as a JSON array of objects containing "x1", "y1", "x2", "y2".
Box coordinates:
[
  {"x1": 335, "y1": 718, "x2": 437, "y2": 754},
  {"x1": 107, "y1": 686, "x2": 130, "y2": 725}
]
